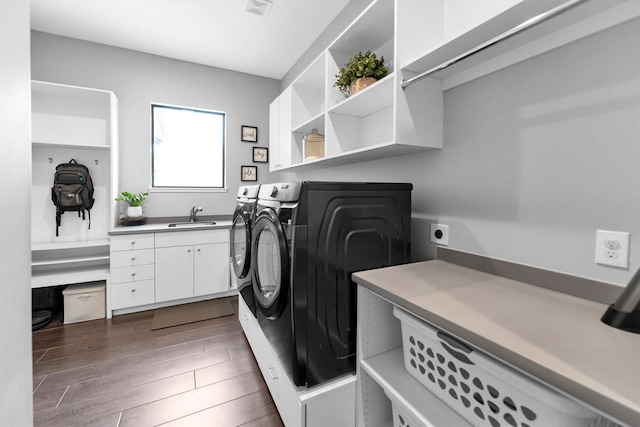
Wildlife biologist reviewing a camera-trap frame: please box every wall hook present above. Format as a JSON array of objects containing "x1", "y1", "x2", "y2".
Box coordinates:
[
  {"x1": 95, "y1": 160, "x2": 99, "y2": 165},
  {"x1": 48, "y1": 157, "x2": 53, "y2": 163}
]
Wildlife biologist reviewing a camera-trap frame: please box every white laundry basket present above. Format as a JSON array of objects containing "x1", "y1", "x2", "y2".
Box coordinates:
[
  {"x1": 384, "y1": 390, "x2": 428, "y2": 427},
  {"x1": 393, "y1": 307, "x2": 598, "y2": 427}
]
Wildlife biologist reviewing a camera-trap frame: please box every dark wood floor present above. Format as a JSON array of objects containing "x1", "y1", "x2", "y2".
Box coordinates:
[{"x1": 32, "y1": 296, "x2": 284, "y2": 427}]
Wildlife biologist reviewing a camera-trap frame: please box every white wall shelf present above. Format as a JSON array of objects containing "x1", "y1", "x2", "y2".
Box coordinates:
[
  {"x1": 292, "y1": 112, "x2": 324, "y2": 136},
  {"x1": 32, "y1": 239, "x2": 111, "y2": 252},
  {"x1": 32, "y1": 255, "x2": 110, "y2": 267},
  {"x1": 269, "y1": 0, "x2": 417, "y2": 172},
  {"x1": 33, "y1": 141, "x2": 111, "y2": 150},
  {"x1": 328, "y1": 74, "x2": 394, "y2": 117}
]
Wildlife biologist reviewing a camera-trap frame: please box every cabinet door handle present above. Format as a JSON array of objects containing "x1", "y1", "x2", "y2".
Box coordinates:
[
  {"x1": 242, "y1": 314, "x2": 249, "y2": 321},
  {"x1": 131, "y1": 256, "x2": 136, "y2": 261},
  {"x1": 187, "y1": 249, "x2": 191, "y2": 253},
  {"x1": 131, "y1": 272, "x2": 136, "y2": 277},
  {"x1": 131, "y1": 288, "x2": 136, "y2": 293},
  {"x1": 197, "y1": 248, "x2": 201, "y2": 252},
  {"x1": 268, "y1": 367, "x2": 278, "y2": 379},
  {"x1": 131, "y1": 240, "x2": 135, "y2": 245}
]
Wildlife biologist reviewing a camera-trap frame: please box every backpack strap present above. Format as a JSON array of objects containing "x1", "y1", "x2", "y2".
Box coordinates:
[{"x1": 55, "y1": 207, "x2": 61, "y2": 237}]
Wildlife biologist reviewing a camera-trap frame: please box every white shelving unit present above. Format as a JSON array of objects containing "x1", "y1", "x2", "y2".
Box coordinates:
[
  {"x1": 270, "y1": 0, "x2": 638, "y2": 172},
  {"x1": 269, "y1": 0, "x2": 442, "y2": 172},
  {"x1": 31, "y1": 80, "x2": 118, "y2": 317},
  {"x1": 356, "y1": 286, "x2": 472, "y2": 426}
]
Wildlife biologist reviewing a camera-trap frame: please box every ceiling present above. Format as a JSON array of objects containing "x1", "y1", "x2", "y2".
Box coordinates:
[{"x1": 30, "y1": 0, "x2": 351, "y2": 80}]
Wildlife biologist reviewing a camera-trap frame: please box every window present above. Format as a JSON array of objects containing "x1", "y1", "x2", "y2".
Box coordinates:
[{"x1": 151, "y1": 104, "x2": 225, "y2": 189}]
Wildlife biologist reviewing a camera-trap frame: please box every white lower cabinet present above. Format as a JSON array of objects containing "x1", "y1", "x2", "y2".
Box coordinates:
[
  {"x1": 110, "y1": 228, "x2": 231, "y2": 313},
  {"x1": 155, "y1": 245, "x2": 194, "y2": 302},
  {"x1": 238, "y1": 297, "x2": 356, "y2": 427},
  {"x1": 110, "y1": 234, "x2": 156, "y2": 310},
  {"x1": 155, "y1": 229, "x2": 230, "y2": 303},
  {"x1": 194, "y1": 243, "x2": 229, "y2": 296},
  {"x1": 110, "y1": 280, "x2": 155, "y2": 309}
]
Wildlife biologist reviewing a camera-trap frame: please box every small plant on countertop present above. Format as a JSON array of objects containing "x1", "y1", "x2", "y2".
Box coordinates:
[
  {"x1": 115, "y1": 191, "x2": 149, "y2": 206},
  {"x1": 335, "y1": 50, "x2": 388, "y2": 96}
]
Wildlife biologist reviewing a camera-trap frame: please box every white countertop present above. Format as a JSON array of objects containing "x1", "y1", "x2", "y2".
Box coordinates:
[{"x1": 353, "y1": 260, "x2": 640, "y2": 426}]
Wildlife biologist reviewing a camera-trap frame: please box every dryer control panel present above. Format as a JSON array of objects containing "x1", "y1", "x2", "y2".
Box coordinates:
[{"x1": 258, "y1": 182, "x2": 302, "y2": 202}]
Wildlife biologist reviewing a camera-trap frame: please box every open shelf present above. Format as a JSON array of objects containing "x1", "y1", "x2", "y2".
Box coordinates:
[
  {"x1": 32, "y1": 239, "x2": 111, "y2": 251},
  {"x1": 292, "y1": 112, "x2": 325, "y2": 136},
  {"x1": 361, "y1": 349, "x2": 472, "y2": 427},
  {"x1": 32, "y1": 267, "x2": 110, "y2": 289},
  {"x1": 328, "y1": 74, "x2": 394, "y2": 117},
  {"x1": 270, "y1": 0, "x2": 409, "y2": 172},
  {"x1": 32, "y1": 141, "x2": 111, "y2": 150}
]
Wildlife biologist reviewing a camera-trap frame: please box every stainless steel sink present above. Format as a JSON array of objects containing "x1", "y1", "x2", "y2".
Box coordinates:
[{"x1": 168, "y1": 221, "x2": 216, "y2": 228}]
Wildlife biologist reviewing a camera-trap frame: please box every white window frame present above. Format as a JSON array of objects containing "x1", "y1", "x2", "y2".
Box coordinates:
[{"x1": 150, "y1": 103, "x2": 227, "y2": 192}]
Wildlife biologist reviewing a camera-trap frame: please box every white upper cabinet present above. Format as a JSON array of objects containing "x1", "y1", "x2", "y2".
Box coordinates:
[
  {"x1": 269, "y1": 86, "x2": 293, "y2": 171},
  {"x1": 270, "y1": 0, "x2": 638, "y2": 172}
]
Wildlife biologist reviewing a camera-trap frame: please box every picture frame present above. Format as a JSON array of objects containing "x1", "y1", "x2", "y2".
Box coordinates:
[
  {"x1": 241, "y1": 125, "x2": 258, "y2": 142},
  {"x1": 241, "y1": 165, "x2": 258, "y2": 181},
  {"x1": 253, "y1": 147, "x2": 268, "y2": 163}
]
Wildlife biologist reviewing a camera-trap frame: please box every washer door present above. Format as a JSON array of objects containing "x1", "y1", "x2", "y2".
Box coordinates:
[
  {"x1": 231, "y1": 203, "x2": 252, "y2": 279},
  {"x1": 251, "y1": 208, "x2": 289, "y2": 319}
]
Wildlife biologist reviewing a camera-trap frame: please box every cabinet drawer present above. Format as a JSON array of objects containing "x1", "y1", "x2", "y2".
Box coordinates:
[
  {"x1": 110, "y1": 264, "x2": 154, "y2": 284},
  {"x1": 111, "y1": 280, "x2": 155, "y2": 309},
  {"x1": 155, "y1": 229, "x2": 228, "y2": 248},
  {"x1": 110, "y1": 234, "x2": 155, "y2": 252},
  {"x1": 110, "y1": 248, "x2": 154, "y2": 268}
]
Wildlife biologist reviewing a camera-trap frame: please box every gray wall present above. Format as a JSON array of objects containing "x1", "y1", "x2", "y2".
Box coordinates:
[
  {"x1": 0, "y1": 1, "x2": 33, "y2": 425},
  {"x1": 281, "y1": 19, "x2": 640, "y2": 287},
  {"x1": 281, "y1": 0, "x2": 371, "y2": 89},
  {"x1": 31, "y1": 31, "x2": 281, "y2": 219}
]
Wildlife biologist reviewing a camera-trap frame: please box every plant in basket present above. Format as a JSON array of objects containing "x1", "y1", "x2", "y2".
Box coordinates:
[{"x1": 335, "y1": 50, "x2": 388, "y2": 96}]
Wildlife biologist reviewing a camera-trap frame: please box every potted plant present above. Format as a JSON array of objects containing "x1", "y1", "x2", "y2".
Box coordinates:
[
  {"x1": 115, "y1": 191, "x2": 149, "y2": 217},
  {"x1": 335, "y1": 50, "x2": 388, "y2": 97}
]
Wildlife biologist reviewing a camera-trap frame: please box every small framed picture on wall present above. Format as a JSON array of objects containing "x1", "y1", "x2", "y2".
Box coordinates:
[
  {"x1": 241, "y1": 165, "x2": 258, "y2": 181},
  {"x1": 241, "y1": 125, "x2": 258, "y2": 142},
  {"x1": 253, "y1": 147, "x2": 268, "y2": 163}
]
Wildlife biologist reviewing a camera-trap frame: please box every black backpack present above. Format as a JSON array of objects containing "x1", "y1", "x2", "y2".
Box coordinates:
[{"x1": 51, "y1": 159, "x2": 95, "y2": 236}]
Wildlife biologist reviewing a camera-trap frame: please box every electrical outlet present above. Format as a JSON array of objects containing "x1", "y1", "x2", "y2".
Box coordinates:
[
  {"x1": 430, "y1": 224, "x2": 449, "y2": 246},
  {"x1": 595, "y1": 230, "x2": 629, "y2": 268}
]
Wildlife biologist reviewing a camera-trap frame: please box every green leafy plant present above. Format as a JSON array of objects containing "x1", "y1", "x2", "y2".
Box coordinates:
[
  {"x1": 335, "y1": 50, "x2": 388, "y2": 96},
  {"x1": 115, "y1": 191, "x2": 149, "y2": 207}
]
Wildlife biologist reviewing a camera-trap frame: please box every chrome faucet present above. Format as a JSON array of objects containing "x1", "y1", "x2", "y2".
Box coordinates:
[{"x1": 189, "y1": 206, "x2": 203, "y2": 223}]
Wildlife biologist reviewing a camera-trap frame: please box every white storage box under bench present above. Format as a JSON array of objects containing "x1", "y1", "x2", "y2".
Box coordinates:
[{"x1": 63, "y1": 281, "x2": 106, "y2": 324}]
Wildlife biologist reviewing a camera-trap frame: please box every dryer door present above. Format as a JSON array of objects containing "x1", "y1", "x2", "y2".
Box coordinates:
[
  {"x1": 231, "y1": 203, "x2": 252, "y2": 279},
  {"x1": 251, "y1": 208, "x2": 289, "y2": 319}
]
